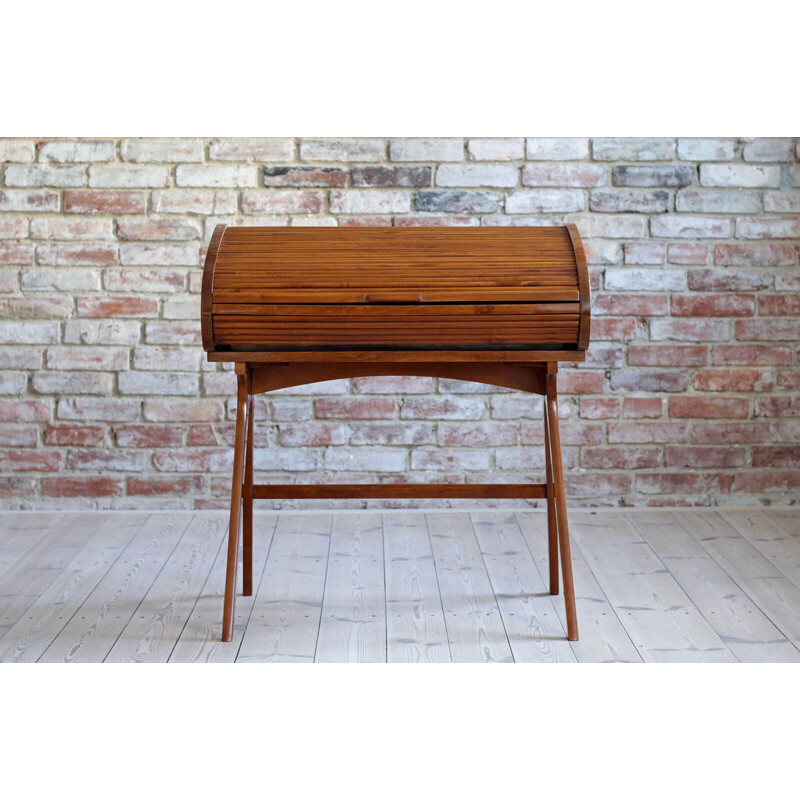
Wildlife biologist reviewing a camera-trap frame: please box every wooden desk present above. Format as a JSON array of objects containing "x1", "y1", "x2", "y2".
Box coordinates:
[{"x1": 202, "y1": 225, "x2": 590, "y2": 642}]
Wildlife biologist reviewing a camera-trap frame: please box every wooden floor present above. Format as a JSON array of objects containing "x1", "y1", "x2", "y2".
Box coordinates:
[{"x1": 1, "y1": 508, "x2": 799, "y2": 663}]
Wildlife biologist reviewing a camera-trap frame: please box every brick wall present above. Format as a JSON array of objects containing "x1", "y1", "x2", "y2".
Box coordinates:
[{"x1": 1, "y1": 137, "x2": 798, "y2": 509}]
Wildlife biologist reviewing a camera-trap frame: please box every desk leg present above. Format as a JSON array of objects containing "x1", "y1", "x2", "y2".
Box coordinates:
[
  {"x1": 543, "y1": 390, "x2": 559, "y2": 596},
  {"x1": 545, "y1": 367, "x2": 579, "y2": 641},
  {"x1": 222, "y1": 371, "x2": 248, "y2": 642},
  {"x1": 242, "y1": 388, "x2": 254, "y2": 596}
]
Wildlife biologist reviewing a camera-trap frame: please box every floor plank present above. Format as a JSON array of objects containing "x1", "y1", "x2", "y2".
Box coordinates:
[
  {"x1": 571, "y1": 511, "x2": 738, "y2": 662},
  {"x1": 38, "y1": 513, "x2": 192, "y2": 663},
  {"x1": 237, "y1": 512, "x2": 331, "y2": 663},
  {"x1": 315, "y1": 512, "x2": 386, "y2": 663},
  {"x1": 104, "y1": 514, "x2": 227, "y2": 663},
  {"x1": 384, "y1": 512, "x2": 450, "y2": 663},
  {"x1": 516, "y1": 511, "x2": 642, "y2": 663},
  {"x1": 629, "y1": 510, "x2": 800, "y2": 663},
  {"x1": 427, "y1": 512, "x2": 513, "y2": 663},
  {"x1": 675, "y1": 510, "x2": 800, "y2": 649},
  {"x1": 170, "y1": 513, "x2": 278, "y2": 663},
  {"x1": 471, "y1": 511, "x2": 576, "y2": 663},
  {"x1": 0, "y1": 513, "x2": 145, "y2": 663}
]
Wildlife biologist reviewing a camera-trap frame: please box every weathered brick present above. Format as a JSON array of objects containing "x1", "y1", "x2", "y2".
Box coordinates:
[
  {"x1": 303, "y1": 139, "x2": 385, "y2": 162},
  {"x1": 623, "y1": 398, "x2": 664, "y2": 418},
  {"x1": 152, "y1": 189, "x2": 237, "y2": 214},
  {"x1": 210, "y1": 138, "x2": 293, "y2": 161},
  {"x1": 589, "y1": 189, "x2": 668, "y2": 213},
  {"x1": 743, "y1": 138, "x2": 794, "y2": 162},
  {"x1": 144, "y1": 321, "x2": 201, "y2": 345},
  {"x1": 5, "y1": 165, "x2": 85, "y2": 187},
  {"x1": 329, "y1": 190, "x2": 411, "y2": 214},
  {"x1": 143, "y1": 399, "x2": 224, "y2": 422},
  {"x1": 759, "y1": 294, "x2": 800, "y2": 316},
  {"x1": 672, "y1": 293, "x2": 755, "y2": 317},
  {"x1": 30, "y1": 217, "x2": 113, "y2": 240},
  {"x1": 349, "y1": 422, "x2": 434, "y2": 446},
  {"x1": 0, "y1": 189, "x2": 59, "y2": 213},
  {"x1": 576, "y1": 216, "x2": 646, "y2": 238},
  {"x1": 605, "y1": 268, "x2": 687, "y2": 291},
  {"x1": 352, "y1": 376, "x2": 434, "y2": 394},
  {"x1": 582, "y1": 446, "x2": 661, "y2": 470},
  {"x1": 39, "y1": 140, "x2": 114, "y2": 163},
  {"x1": 403, "y1": 396, "x2": 485, "y2": 420},
  {"x1": 650, "y1": 319, "x2": 730, "y2": 341},
  {"x1": 593, "y1": 138, "x2": 674, "y2": 161},
  {"x1": 736, "y1": 217, "x2": 800, "y2": 239},
  {"x1": 117, "y1": 219, "x2": 201, "y2": 242},
  {"x1": 44, "y1": 424, "x2": 106, "y2": 446},
  {"x1": 264, "y1": 166, "x2": 347, "y2": 187},
  {"x1": 580, "y1": 397, "x2": 620, "y2": 419},
  {"x1": 764, "y1": 191, "x2": 800, "y2": 213},
  {"x1": 64, "y1": 190, "x2": 146, "y2": 215},
  {"x1": 0, "y1": 216, "x2": 29, "y2": 239},
  {"x1": 688, "y1": 268, "x2": 772, "y2": 292},
  {"x1": 0, "y1": 399, "x2": 51, "y2": 422},
  {"x1": 506, "y1": 189, "x2": 584, "y2": 213},
  {"x1": 522, "y1": 164, "x2": 605, "y2": 187},
  {"x1": 326, "y1": 447, "x2": 406, "y2": 472},
  {"x1": 677, "y1": 139, "x2": 735, "y2": 161},
  {"x1": 0, "y1": 140, "x2": 35, "y2": 162},
  {"x1": 76, "y1": 297, "x2": 159, "y2": 318},
  {"x1": 119, "y1": 243, "x2": 199, "y2": 266},
  {"x1": 46, "y1": 346, "x2": 129, "y2": 371},
  {"x1": 133, "y1": 345, "x2": 200, "y2": 371},
  {"x1": 610, "y1": 369, "x2": 689, "y2": 392},
  {"x1": 694, "y1": 368, "x2": 773, "y2": 392},
  {"x1": 58, "y1": 397, "x2": 139, "y2": 421},
  {"x1": 33, "y1": 372, "x2": 113, "y2": 395},
  {"x1": 42, "y1": 476, "x2": 124, "y2": 497},
  {"x1": 712, "y1": 344, "x2": 792, "y2": 366},
  {"x1": 115, "y1": 424, "x2": 183, "y2": 447},
  {"x1": 176, "y1": 165, "x2": 257, "y2": 188},
  {"x1": 67, "y1": 449, "x2": 147, "y2": 472},
  {"x1": 0, "y1": 320, "x2": 60, "y2": 344},
  {"x1": 127, "y1": 475, "x2": 205, "y2": 496},
  {"x1": 0, "y1": 242, "x2": 34, "y2": 264},
  {"x1": 676, "y1": 189, "x2": 761, "y2": 214},
  {"x1": 36, "y1": 243, "x2": 117, "y2": 266},
  {"x1": 316, "y1": 397, "x2": 396, "y2": 419},
  {"x1": 526, "y1": 138, "x2": 589, "y2": 160},
  {"x1": 413, "y1": 448, "x2": 489, "y2": 471},
  {"x1": 241, "y1": 190, "x2": 325, "y2": 214},
  {"x1": 436, "y1": 164, "x2": 518, "y2": 187},
  {"x1": 118, "y1": 372, "x2": 198, "y2": 396},
  {"x1": 0, "y1": 371, "x2": 27, "y2": 394},
  {"x1": 692, "y1": 422, "x2": 769, "y2": 444},
  {"x1": 669, "y1": 396, "x2": 749, "y2": 419},
  {"x1": 735, "y1": 319, "x2": 800, "y2": 341},
  {"x1": 351, "y1": 166, "x2": 431, "y2": 188},
  {"x1": 88, "y1": 165, "x2": 169, "y2": 188},
  {"x1": 468, "y1": 138, "x2": 524, "y2": 161},
  {"x1": 593, "y1": 294, "x2": 669, "y2": 316},
  {"x1": 715, "y1": 243, "x2": 796, "y2": 266},
  {"x1": 120, "y1": 139, "x2": 204, "y2": 162},
  {"x1": 612, "y1": 165, "x2": 693, "y2": 187},
  {"x1": 64, "y1": 319, "x2": 140, "y2": 346},
  {"x1": 665, "y1": 446, "x2": 744, "y2": 468},
  {"x1": 416, "y1": 190, "x2": 500, "y2": 213},
  {"x1": 651, "y1": 215, "x2": 732, "y2": 238},
  {"x1": 700, "y1": 164, "x2": 781, "y2": 188},
  {"x1": 389, "y1": 139, "x2": 462, "y2": 162},
  {"x1": 438, "y1": 422, "x2": 519, "y2": 447},
  {"x1": 623, "y1": 243, "x2": 665, "y2": 264},
  {"x1": 668, "y1": 244, "x2": 708, "y2": 265}
]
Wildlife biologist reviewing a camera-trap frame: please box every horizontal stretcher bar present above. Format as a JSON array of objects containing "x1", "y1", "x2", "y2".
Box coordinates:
[{"x1": 251, "y1": 483, "x2": 547, "y2": 500}]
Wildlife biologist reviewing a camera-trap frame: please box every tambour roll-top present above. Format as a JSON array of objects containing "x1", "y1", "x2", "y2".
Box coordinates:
[{"x1": 201, "y1": 224, "x2": 590, "y2": 355}]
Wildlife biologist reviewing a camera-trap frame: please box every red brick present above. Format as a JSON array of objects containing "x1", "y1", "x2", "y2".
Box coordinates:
[
  {"x1": 394, "y1": 216, "x2": 479, "y2": 227},
  {"x1": 610, "y1": 370, "x2": 689, "y2": 392},
  {"x1": 402, "y1": 396, "x2": 484, "y2": 420},
  {"x1": 650, "y1": 319, "x2": 730, "y2": 341},
  {"x1": 624, "y1": 398, "x2": 663, "y2": 419},
  {"x1": 758, "y1": 294, "x2": 800, "y2": 316},
  {"x1": 241, "y1": 190, "x2": 324, "y2": 215},
  {"x1": 668, "y1": 243, "x2": 708, "y2": 265},
  {"x1": 665, "y1": 446, "x2": 744, "y2": 468},
  {"x1": 756, "y1": 397, "x2": 800, "y2": 418},
  {"x1": 352, "y1": 376, "x2": 434, "y2": 394},
  {"x1": 694, "y1": 369, "x2": 774, "y2": 392},
  {"x1": 558, "y1": 423, "x2": 604, "y2": 446},
  {"x1": 732, "y1": 471, "x2": 800, "y2": 494},
  {"x1": 349, "y1": 422, "x2": 434, "y2": 446},
  {"x1": 143, "y1": 400, "x2": 224, "y2": 422},
  {"x1": 591, "y1": 318, "x2": 638, "y2": 340},
  {"x1": 64, "y1": 190, "x2": 147, "y2": 215},
  {"x1": 672, "y1": 294, "x2": 755, "y2": 317},
  {"x1": 715, "y1": 243, "x2": 796, "y2": 266},
  {"x1": 564, "y1": 472, "x2": 633, "y2": 498},
  {"x1": 580, "y1": 397, "x2": 619, "y2": 419},
  {"x1": 752, "y1": 446, "x2": 800, "y2": 468},
  {"x1": 712, "y1": 344, "x2": 792, "y2": 366},
  {"x1": 67, "y1": 449, "x2": 147, "y2": 472},
  {"x1": 438, "y1": 422, "x2": 519, "y2": 447},
  {"x1": 114, "y1": 425, "x2": 184, "y2": 447},
  {"x1": 42, "y1": 476, "x2": 124, "y2": 497},
  {"x1": 593, "y1": 294, "x2": 669, "y2": 316},
  {"x1": 687, "y1": 268, "x2": 772, "y2": 292},
  {"x1": 735, "y1": 319, "x2": 800, "y2": 341},
  {"x1": 628, "y1": 345, "x2": 707, "y2": 366},
  {"x1": 37, "y1": 243, "x2": 117, "y2": 266},
  {"x1": 278, "y1": 423, "x2": 347, "y2": 447},
  {"x1": 127, "y1": 475, "x2": 205, "y2": 496},
  {"x1": 0, "y1": 399, "x2": 51, "y2": 422},
  {"x1": 0, "y1": 242, "x2": 34, "y2": 265},
  {"x1": 115, "y1": 219, "x2": 202, "y2": 241},
  {"x1": 558, "y1": 371, "x2": 605, "y2": 394},
  {"x1": 0, "y1": 477, "x2": 37, "y2": 497},
  {"x1": 777, "y1": 369, "x2": 800, "y2": 391},
  {"x1": 637, "y1": 472, "x2": 719, "y2": 494},
  {"x1": 0, "y1": 450, "x2": 61, "y2": 472},
  {"x1": 692, "y1": 422, "x2": 769, "y2": 444},
  {"x1": 582, "y1": 446, "x2": 660, "y2": 469},
  {"x1": 76, "y1": 296, "x2": 159, "y2": 318},
  {"x1": 44, "y1": 424, "x2": 106, "y2": 446},
  {"x1": 669, "y1": 397, "x2": 749, "y2": 419},
  {"x1": 187, "y1": 424, "x2": 218, "y2": 446}
]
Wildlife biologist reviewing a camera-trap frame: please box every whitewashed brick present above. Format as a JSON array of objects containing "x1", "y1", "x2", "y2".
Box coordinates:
[
  {"x1": 133, "y1": 345, "x2": 201, "y2": 371},
  {"x1": 0, "y1": 372, "x2": 28, "y2": 394},
  {"x1": 651, "y1": 215, "x2": 733, "y2": 238},
  {"x1": 522, "y1": 163, "x2": 606, "y2": 187},
  {"x1": 58, "y1": 397, "x2": 140, "y2": 421},
  {"x1": 0, "y1": 321, "x2": 59, "y2": 345},
  {"x1": 743, "y1": 138, "x2": 794, "y2": 162},
  {"x1": 0, "y1": 189, "x2": 60, "y2": 213},
  {"x1": 526, "y1": 138, "x2": 589, "y2": 160},
  {"x1": 568, "y1": 215, "x2": 647, "y2": 238},
  {"x1": 162, "y1": 296, "x2": 201, "y2": 319},
  {"x1": 119, "y1": 372, "x2": 198, "y2": 396},
  {"x1": 121, "y1": 139, "x2": 204, "y2": 162},
  {"x1": 0, "y1": 140, "x2": 35, "y2": 162},
  {"x1": 700, "y1": 164, "x2": 781, "y2": 188},
  {"x1": 324, "y1": 447, "x2": 406, "y2": 472},
  {"x1": 152, "y1": 189, "x2": 238, "y2": 215},
  {"x1": 5, "y1": 165, "x2": 85, "y2": 188},
  {"x1": 210, "y1": 138, "x2": 294, "y2": 161},
  {"x1": 736, "y1": 217, "x2": 800, "y2": 239},
  {"x1": 175, "y1": 165, "x2": 257, "y2": 188},
  {"x1": 506, "y1": 189, "x2": 584, "y2": 213},
  {"x1": 389, "y1": 139, "x2": 463, "y2": 162},
  {"x1": 21, "y1": 268, "x2": 101, "y2": 292},
  {"x1": 47, "y1": 346, "x2": 129, "y2": 371},
  {"x1": 0, "y1": 217, "x2": 28, "y2": 239},
  {"x1": 64, "y1": 319, "x2": 141, "y2": 346},
  {"x1": 329, "y1": 190, "x2": 411, "y2": 214},
  {"x1": 436, "y1": 164, "x2": 518, "y2": 187},
  {"x1": 764, "y1": 191, "x2": 800, "y2": 213},
  {"x1": 593, "y1": 138, "x2": 675, "y2": 161},
  {"x1": 468, "y1": 138, "x2": 524, "y2": 161},
  {"x1": 39, "y1": 141, "x2": 114, "y2": 163},
  {"x1": 677, "y1": 139, "x2": 735, "y2": 161},
  {"x1": 605, "y1": 268, "x2": 687, "y2": 291},
  {"x1": 676, "y1": 189, "x2": 762, "y2": 213},
  {"x1": 301, "y1": 139, "x2": 384, "y2": 162},
  {"x1": 119, "y1": 244, "x2": 200, "y2": 266},
  {"x1": 89, "y1": 165, "x2": 169, "y2": 188},
  {"x1": 33, "y1": 372, "x2": 113, "y2": 395},
  {"x1": 30, "y1": 217, "x2": 114, "y2": 240}
]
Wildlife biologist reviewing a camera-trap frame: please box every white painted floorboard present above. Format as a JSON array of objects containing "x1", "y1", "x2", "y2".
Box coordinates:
[{"x1": 1, "y1": 509, "x2": 798, "y2": 663}]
